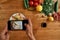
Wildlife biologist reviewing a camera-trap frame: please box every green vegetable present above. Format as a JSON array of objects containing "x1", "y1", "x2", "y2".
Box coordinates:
[
  {"x1": 24, "y1": 0, "x2": 29, "y2": 9},
  {"x1": 54, "y1": 0, "x2": 58, "y2": 12},
  {"x1": 42, "y1": 0, "x2": 54, "y2": 16},
  {"x1": 26, "y1": 0, "x2": 29, "y2": 8},
  {"x1": 24, "y1": 0, "x2": 27, "y2": 8}
]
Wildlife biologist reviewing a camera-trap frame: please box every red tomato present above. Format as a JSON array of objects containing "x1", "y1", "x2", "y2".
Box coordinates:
[
  {"x1": 33, "y1": 1, "x2": 39, "y2": 7},
  {"x1": 29, "y1": 1, "x2": 34, "y2": 6}
]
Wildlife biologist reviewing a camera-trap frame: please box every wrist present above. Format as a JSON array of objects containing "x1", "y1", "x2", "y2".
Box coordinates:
[
  {"x1": 31, "y1": 36, "x2": 36, "y2": 40},
  {"x1": 30, "y1": 34, "x2": 36, "y2": 40}
]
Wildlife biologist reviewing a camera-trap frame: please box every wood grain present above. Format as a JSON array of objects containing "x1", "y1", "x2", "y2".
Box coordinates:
[{"x1": 0, "y1": 0, "x2": 60, "y2": 40}]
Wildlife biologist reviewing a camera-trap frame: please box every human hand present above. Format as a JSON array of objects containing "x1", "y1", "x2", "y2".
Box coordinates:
[
  {"x1": 0, "y1": 26, "x2": 9, "y2": 40},
  {"x1": 25, "y1": 19, "x2": 36, "y2": 40}
]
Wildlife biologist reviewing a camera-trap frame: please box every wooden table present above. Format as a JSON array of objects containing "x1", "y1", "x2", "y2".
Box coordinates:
[{"x1": 0, "y1": 0, "x2": 60, "y2": 40}]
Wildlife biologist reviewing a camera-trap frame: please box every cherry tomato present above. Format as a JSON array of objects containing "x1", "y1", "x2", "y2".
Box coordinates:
[
  {"x1": 33, "y1": 1, "x2": 39, "y2": 7},
  {"x1": 29, "y1": 1, "x2": 34, "y2": 6}
]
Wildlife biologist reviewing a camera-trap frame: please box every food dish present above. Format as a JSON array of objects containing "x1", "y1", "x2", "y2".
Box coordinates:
[{"x1": 9, "y1": 13, "x2": 26, "y2": 20}]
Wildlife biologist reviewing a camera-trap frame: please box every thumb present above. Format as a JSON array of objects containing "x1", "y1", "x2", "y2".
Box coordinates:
[
  {"x1": 24, "y1": 24, "x2": 27, "y2": 27},
  {"x1": 24, "y1": 24, "x2": 29, "y2": 28}
]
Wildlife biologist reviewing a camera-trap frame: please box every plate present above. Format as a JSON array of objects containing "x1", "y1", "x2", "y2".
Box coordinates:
[{"x1": 9, "y1": 13, "x2": 26, "y2": 20}]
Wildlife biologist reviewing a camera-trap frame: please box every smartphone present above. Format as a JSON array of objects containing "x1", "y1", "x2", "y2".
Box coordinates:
[{"x1": 8, "y1": 20, "x2": 28, "y2": 31}]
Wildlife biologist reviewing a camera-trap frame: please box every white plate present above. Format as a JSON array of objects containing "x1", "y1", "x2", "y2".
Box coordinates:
[{"x1": 9, "y1": 13, "x2": 26, "y2": 20}]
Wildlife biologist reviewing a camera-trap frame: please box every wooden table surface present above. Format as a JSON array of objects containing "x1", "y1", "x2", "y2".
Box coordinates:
[{"x1": 0, "y1": 0, "x2": 60, "y2": 40}]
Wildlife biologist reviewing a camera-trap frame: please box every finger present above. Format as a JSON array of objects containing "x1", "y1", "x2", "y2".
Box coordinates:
[
  {"x1": 24, "y1": 24, "x2": 30, "y2": 30},
  {"x1": 24, "y1": 18, "x2": 32, "y2": 27},
  {"x1": 24, "y1": 24, "x2": 28, "y2": 28},
  {"x1": 24, "y1": 23, "x2": 33, "y2": 35},
  {"x1": 28, "y1": 18, "x2": 32, "y2": 26}
]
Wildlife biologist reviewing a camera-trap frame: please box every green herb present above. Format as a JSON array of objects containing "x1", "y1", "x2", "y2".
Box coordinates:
[{"x1": 42, "y1": 0, "x2": 54, "y2": 16}]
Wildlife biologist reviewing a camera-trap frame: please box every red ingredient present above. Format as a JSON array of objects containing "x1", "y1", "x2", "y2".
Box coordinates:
[
  {"x1": 57, "y1": 12, "x2": 60, "y2": 16},
  {"x1": 53, "y1": 13, "x2": 58, "y2": 21},
  {"x1": 53, "y1": 12, "x2": 60, "y2": 21},
  {"x1": 33, "y1": 1, "x2": 39, "y2": 7},
  {"x1": 57, "y1": 13, "x2": 60, "y2": 21},
  {"x1": 29, "y1": 1, "x2": 34, "y2": 6}
]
